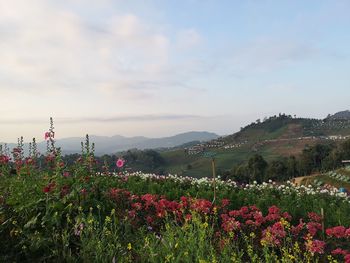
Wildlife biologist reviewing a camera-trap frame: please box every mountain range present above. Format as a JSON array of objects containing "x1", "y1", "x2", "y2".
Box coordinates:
[{"x1": 1, "y1": 131, "x2": 219, "y2": 156}]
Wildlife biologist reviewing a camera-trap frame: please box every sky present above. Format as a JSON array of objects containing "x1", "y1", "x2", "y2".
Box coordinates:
[{"x1": 1, "y1": 0, "x2": 350, "y2": 142}]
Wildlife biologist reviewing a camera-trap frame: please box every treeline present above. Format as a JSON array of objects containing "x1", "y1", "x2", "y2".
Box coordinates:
[
  {"x1": 223, "y1": 139, "x2": 350, "y2": 183},
  {"x1": 60, "y1": 149, "x2": 165, "y2": 173}
]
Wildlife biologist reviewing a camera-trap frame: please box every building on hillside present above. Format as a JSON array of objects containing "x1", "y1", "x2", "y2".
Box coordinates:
[{"x1": 186, "y1": 145, "x2": 205, "y2": 155}]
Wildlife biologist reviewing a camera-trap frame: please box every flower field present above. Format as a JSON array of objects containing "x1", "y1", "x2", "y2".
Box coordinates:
[{"x1": 1, "y1": 133, "x2": 350, "y2": 262}]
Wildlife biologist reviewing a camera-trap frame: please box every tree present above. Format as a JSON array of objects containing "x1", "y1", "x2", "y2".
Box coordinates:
[
  {"x1": 247, "y1": 154, "x2": 267, "y2": 183},
  {"x1": 266, "y1": 159, "x2": 287, "y2": 181}
]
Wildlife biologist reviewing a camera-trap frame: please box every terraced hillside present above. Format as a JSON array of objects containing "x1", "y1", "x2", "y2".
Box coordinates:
[{"x1": 160, "y1": 114, "x2": 350, "y2": 178}]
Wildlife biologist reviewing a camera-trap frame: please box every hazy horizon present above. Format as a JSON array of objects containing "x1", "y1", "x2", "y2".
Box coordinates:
[{"x1": 1, "y1": 0, "x2": 350, "y2": 142}]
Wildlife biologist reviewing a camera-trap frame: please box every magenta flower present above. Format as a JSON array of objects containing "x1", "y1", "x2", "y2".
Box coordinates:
[
  {"x1": 116, "y1": 158, "x2": 125, "y2": 168},
  {"x1": 44, "y1": 132, "x2": 50, "y2": 140},
  {"x1": 44, "y1": 131, "x2": 55, "y2": 140}
]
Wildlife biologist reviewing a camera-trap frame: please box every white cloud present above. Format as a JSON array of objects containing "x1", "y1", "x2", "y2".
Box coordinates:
[
  {"x1": 0, "y1": 1, "x2": 203, "y2": 100},
  {"x1": 176, "y1": 28, "x2": 202, "y2": 50},
  {"x1": 226, "y1": 38, "x2": 320, "y2": 74}
]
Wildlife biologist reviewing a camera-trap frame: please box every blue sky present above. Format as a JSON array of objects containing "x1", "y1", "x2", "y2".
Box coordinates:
[{"x1": 0, "y1": 0, "x2": 349, "y2": 142}]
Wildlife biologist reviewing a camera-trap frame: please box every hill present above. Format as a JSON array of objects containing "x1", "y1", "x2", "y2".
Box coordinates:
[
  {"x1": 326, "y1": 110, "x2": 350, "y2": 120},
  {"x1": 157, "y1": 113, "x2": 350, "y2": 178},
  {"x1": 0, "y1": 131, "x2": 219, "y2": 156}
]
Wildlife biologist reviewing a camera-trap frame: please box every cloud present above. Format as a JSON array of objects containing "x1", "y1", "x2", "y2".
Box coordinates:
[
  {"x1": 0, "y1": 0, "x2": 203, "y2": 101},
  {"x1": 0, "y1": 114, "x2": 204, "y2": 124},
  {"x1": 176, "y1": 28, "x2": 202, "y2": 50},
  {"x1": 225, "y1": 38, "x2": 320, "y2": 74}
]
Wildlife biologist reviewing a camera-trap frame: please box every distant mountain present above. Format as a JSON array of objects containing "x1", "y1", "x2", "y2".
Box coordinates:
[
  {"x1": 1, "y1": 132, "x2": 219, "y2": 156},
  {"x1": 326, "y1": 110, "x2": 350, "y2": 120}
]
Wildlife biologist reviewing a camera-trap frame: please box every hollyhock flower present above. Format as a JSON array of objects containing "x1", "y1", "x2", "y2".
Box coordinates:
[
  {"x1": 116, "y1": 158, "x2": 125, "y2": 168},
  {"x1": 44, "y1": 131, "x2": 54, "y2": 140},
  {"x1": 63, "y1": 171, "x2": 70, "y2": 177},
  {"x1": 0, "y1": 155, "x2": 10, "y2": 164},
  {"x1": 25, "y1": 158, "x2": 34, "y2": 165}
]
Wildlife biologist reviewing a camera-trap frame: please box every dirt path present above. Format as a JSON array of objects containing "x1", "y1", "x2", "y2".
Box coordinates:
[{"x1": 292, "y1": 175, "x2": 318, "y2": 185}]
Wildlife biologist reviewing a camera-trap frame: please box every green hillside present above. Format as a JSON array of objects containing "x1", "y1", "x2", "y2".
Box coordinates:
[{"x1": 158, "y1": 114, "x2": 350, "y2": 178}]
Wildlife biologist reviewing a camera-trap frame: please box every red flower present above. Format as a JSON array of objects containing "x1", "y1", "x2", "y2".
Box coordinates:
[
  {"x1": 346, "y1": 228, "x2": 350, "y2": 238},
  {"x1": 308, "y1": 212, "x2": 322, "y2": 222},
  {"x1": 306, "y1": 239, "x2": 325, "y2": 254},
  {"x1": 221, "y1": 199, "x2": 230, "y2": 208},
  {"x1": 326, "y1": 226, "x2": 347, "y2": 238},
  {"x1": 222, "y1": 217, "x2": 241, "y2": 233},
  {"x1": 43, "y1": 186, "x2": 51, "y2": 193},
  {"x1": 261, "y1": 222, "x2": 286, "y2": 247},
  {"x1": 331, "y1": 248, "x2": 348, "y2": 256},
  {"x1": 291, "y1": 219, "x2": 305, "y2": 236},
  {"x1": 306, "y1": 222, "x2": 322, "y2": 237},
  {"x1": 0, "y1": 155, "x2": 10, "y2": 164},
  {"x1": 25, "y1": 158, "x2": 34, "y2": 165},
  {"x1": 132, "y1": 202, "x2": 142, "y2": 211}
]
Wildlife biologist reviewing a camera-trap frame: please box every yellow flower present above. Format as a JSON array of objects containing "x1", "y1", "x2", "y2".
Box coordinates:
[
  {"x1": 202, "y1": 222, "x2": 209, "y2": 228},
  {"x1": 280, "y1": 218, "x2": 290, "y2": 229},
  {"x1": 105, "y1": 216, "x2": 111, "y2": 224},
  {"x1": 127, "y1": 243, "x2": 132, "y2": 251}
]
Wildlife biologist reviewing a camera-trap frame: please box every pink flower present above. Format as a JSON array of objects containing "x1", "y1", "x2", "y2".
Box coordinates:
[
  {"x1": 44, "y1": 131, "x2": 55, "y2": 140},
  {"x1": 116, "y1": 158, "x2": 125, "y2": 168}
]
